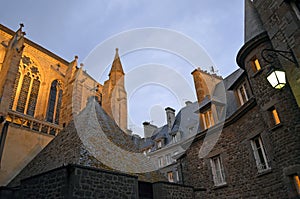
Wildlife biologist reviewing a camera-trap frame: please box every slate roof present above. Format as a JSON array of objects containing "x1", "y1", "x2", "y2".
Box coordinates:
[
  {"x1": 144, "y1": 68, "x2": 246, "y2": 153},
  {"x1": 213, "y1": 68, "x2": 245, "y2": 119},
  {"x1": 244, "y1": 0, "x2": 266, "y2": 43},
  {"x1": 171, "y1": 102, "x2": 199, "y2": 136}
]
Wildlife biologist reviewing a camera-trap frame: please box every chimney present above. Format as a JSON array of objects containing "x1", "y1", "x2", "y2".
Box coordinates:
[
  {"x1": 165, "y1": 107, "x2": 175, "y2": 130},
  {"x1": 143, "y1": 121, "x2": 157, "y2": 138},
  {"x1": 185, "y1": 101, "x2": 193, "y2": 106}
]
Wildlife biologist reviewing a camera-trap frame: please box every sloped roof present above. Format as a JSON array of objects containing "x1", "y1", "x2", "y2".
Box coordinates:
[
  {"x1": 9, "y1": 99, "x2": 165, "y2": 186},
  {"x1": 213, "y1": 68, "x2": 245, "y2": 119},
  {"x1": 171, "y1": 102, "x2": 199, "y2": 136},
  {"x1": 244, "y1": 0, "x2": 266, "y2": 43}
]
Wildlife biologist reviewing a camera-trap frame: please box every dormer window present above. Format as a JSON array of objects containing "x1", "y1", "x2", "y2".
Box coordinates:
[
  {"x1": 172, "y1": 133, "x2": 180, "y2": 143},
  {"x1": 201, "y1": 109, "x2": 214, "y2": 129},
  {"x1": 237, "y1": 82, "x2": 250, "y2": 106},
  {"x1": 157, "y1": 140, "x2": 162, "y2": 149},
  {"x1": 172, "y1": 135, "x2": 177, "y2": 143}
]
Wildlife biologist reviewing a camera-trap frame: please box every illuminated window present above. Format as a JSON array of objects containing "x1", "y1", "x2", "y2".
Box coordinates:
[
  {"x1": 251, "y1": 57, "x2": 261, "y2": 72},
  {"x1": 270, "y1": 107, "x2": 281, "y2": 125},
  {"x1": 167, "y1": 171, "x2": 174, "y2": 182},
  {"x1": 201, "y1": 109, "x2": 214, "y2": 129},
  {"x1": 10, "y1": 58, "x2": 41, "y2": 117},
  {"x1": 210, "y1": 155, "x2": 226, "y2": 186},
  {"x1": 292, "y1": 175, "x2": 300, "y2": 196},
  {"x1": 251, "y1": 136, "x2": 270, "y2": 172},
  {"x1": 237, "y1": 83, "x2": 249, "y2": 105},
  {"x1": 46, "y1": 80, "x2": 63, "y2": 124}
]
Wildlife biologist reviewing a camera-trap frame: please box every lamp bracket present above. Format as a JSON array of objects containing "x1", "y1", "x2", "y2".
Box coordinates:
[{"x1": 261, "y1": 48, "x2": 299, "y2": 68}]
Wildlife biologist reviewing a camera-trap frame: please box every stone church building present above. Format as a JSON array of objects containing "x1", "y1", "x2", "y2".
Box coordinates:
[
  {"x1": 0, "y1": 0, "x2": 299, "y2": 198},
  {"x1": 0, "y1": 23, "x2": 128, "y2": 186}
]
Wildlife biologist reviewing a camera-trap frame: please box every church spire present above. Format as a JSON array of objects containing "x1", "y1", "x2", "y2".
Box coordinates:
[
  {"x1": 109, "y1": 48, "x2": 124, "y2": 76},
  {"x1": 244, "y1": 0, "x2": 265, "y2": 43}
]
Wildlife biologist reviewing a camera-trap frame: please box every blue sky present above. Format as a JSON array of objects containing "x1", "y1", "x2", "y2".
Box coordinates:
[{"x1": 1, "y1": 0, "x2": 244, "y2": 136}]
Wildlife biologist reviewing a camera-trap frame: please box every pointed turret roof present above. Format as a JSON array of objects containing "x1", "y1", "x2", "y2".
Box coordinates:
[
  {"x1": 109, "y1": 48, "x2": 124, "y2": 76},
  {"x1": 244, "y1": 0, "x2": 266, "y2": 43}
]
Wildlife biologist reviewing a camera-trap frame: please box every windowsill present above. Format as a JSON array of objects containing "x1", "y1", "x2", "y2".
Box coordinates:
[
  {"x1": 269, "y1": 123, "x2": 283, "y2": 131},
  {"x1": 257, "y1": 168, "x2": 272, "y2": 177},
  {"x1": 213, "y1": 183, "x2": 228, "y2": 190},
  {"x1": 251, "y1": 68, "x2": 264, "y2": 78}
]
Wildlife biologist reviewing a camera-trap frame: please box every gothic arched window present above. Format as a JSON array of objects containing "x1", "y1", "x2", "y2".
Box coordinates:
[
  {"x1": 10, "y1": 55, "x2": 41, "y2": 117},
  {"x1": 46, "y1": 80, "x2": 63, "y2": 124}
]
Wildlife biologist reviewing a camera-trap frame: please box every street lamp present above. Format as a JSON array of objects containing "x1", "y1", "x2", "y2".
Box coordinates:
[
  {"x1": 261, "y1": 48, "x2": 299, "y2": 89},
  {"x1": 266, "y1": 67, "x2": 286, "y2": 89}
]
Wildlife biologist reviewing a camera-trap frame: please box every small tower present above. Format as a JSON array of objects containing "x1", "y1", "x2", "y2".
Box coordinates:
[{"x1": 102, "y1": 48, "x2": 128, "y2": 133}]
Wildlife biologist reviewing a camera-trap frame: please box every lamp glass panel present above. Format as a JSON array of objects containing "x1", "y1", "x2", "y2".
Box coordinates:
[
  {"x1": 267, "y1": 72, "x2": 278, "y2": 87},
  {"x1": 275, "y1": 70, "x2": 286, "y2": 84}
]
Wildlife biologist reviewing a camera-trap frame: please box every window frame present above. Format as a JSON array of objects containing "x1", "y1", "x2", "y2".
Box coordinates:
[
  {"x1": 165, "y1": 153, "x2": 172, "y2": 165},
  {"x1": 167, "y1": 171, "x2": 174, "y2": 182},
  {"x1": 251, "y1": 136, "x2": 270, "y2": 172},
  {"x1": 270, "y1": 107, "x2": 281, "y2": 125},
  {"x1": 158, "y1": 156, "x2": 164, "y2": 168},
  {"x1": 201, "y1": 109, "x2": 214, "y2": 129},
  {"x1": 250, "y1": 57, "x2": 262, "y2": 73},
  {"x1": 292, "y1": 174, "x2": 300, "y2": 196},
  {"x1": 210, "y1": 155, "x2": 226, "y2": 186},
  {"x1": 237, "y1": 82, "x2": 249, "y2": 106}
]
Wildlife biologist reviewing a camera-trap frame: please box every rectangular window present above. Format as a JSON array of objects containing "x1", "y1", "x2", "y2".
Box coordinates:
[
  {"x1": 158, "y1": 156, "x2": 164, "y2": 168},
  {"x1": 270, "y1": 107, "x2": 281, "y2": 125},
  {"x1": 251, "y1": 136, "x2": 270, "y2": 172},
  {"x1": 210, "y1": 155, "x2": 226, "y2": 186},
  {"x1": 166, "y1": 154, "x2": 172, "y2": 165},
  {"x1": 292, "y1": 175, "x2": 300, "y2": 196},
  {"x1": 251, "y1": 57, "x2": 261, "y2": 72},
  {"x1": 157, "y1": 140, "x2": 162, "y2": 149},
  {"x1": 175, "y1": 170, "x2": 179, "y2": 182},
  {"x1": 172, "y1": 134, "x2": 177, "y2": 143},
  {"x1": 201, "y1": 109, "x2": 214, "y2": 129},
  {"x1": 237, "y1": 83, "x2": 249, "y2": 105},
  {"x1": 167, "y1": 171, "x2": 174, "y2": 182}
]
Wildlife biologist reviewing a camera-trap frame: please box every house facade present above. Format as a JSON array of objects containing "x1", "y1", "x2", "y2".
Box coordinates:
[{"x1": 179, "y1": 0, "x2": 300, "y2": 198}]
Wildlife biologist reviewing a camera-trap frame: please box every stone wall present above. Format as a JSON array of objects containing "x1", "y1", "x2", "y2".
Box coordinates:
[
  {"x1": 20, "y1": 166, "x2": 68, "y2": 199},
  {"x1": 1, "y1": 164, "x2": 197, "y2": 198},
  {"x1": 8, "y1": 164, "x2": 139, "y2": 199},
  {"x1": 254, "y1": 0, "x2": 300, "y2": 106},
  {"x1": 152, "y1": 182, "x2": 194, "y2": 199},
  {"x1": 70, "y1": 165, "x2": 139, "y2": 199},
  {"x1": 181, "y1": 95, "x2": 300, "y2": 198}
]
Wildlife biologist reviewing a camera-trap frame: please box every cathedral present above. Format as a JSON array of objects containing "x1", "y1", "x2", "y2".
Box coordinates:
[{"x1": 0, "y1": 23, "x2": 128, "y2": 186}]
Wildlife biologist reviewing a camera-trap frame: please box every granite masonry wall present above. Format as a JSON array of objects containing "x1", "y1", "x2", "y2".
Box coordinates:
[
  {"x1": 0, "y1": 164, "x2": 196, "y2": 199},
  {"x1": 152, "y1": 182, "x2": 194, "y2": 199}
]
